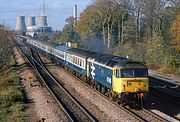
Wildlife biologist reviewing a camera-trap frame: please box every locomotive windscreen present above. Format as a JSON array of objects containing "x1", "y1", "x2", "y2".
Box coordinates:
[{"x1": 121, "y1": 69, "x2": 148, "y2": 78}]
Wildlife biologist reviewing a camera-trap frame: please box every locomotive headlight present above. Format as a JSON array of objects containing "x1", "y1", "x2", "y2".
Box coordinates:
[
  {"x1": 138, "y1": 82, "x2": 142, "y2": 86},
  {"x1": 127, "y1": 82, "x2": 132, "y2": 86}
]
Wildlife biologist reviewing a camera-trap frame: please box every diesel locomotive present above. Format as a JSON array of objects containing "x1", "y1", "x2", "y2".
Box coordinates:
[{"x1": 26, "y1": 38, "x2": 149, "y2": 107}]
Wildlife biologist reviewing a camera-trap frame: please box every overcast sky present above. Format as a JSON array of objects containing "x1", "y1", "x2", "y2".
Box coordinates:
[{"x1": 0, "y1": 0, "x2": 92, "y2": 30}]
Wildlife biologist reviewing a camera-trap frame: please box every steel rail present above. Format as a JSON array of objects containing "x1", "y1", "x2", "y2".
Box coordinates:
[
  {"x1": 15, "y1": 41, "x2": 74, "y2": 122},
  {"x1": 47, "y1": 61, "x2": 169, "y2": 122},
  {"x1": 16, "y1": 40, "x2": 97, "y2": 122}
]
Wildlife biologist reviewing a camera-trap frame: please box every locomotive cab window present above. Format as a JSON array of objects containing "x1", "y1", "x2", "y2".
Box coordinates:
[
  {"x1": 116, "y1": 69, "x2": 121, "y2": 78},
  {"x1": 121, "y1": 69, "x2": 148, "y2": 78}
]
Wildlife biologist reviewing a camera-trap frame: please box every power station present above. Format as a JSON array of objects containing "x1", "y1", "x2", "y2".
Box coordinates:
[
  {"x1": 15, "y1": 1, "x2": 52, "y2": 37},
  {"x1": 15, "y1": 15, "x2": 52, "y2": 37},
  {"x1": 15, "y1": 3, "x2": 78, "y2": 38}
]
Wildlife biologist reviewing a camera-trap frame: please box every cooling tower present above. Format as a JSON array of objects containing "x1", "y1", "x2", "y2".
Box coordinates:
[
  {"x1": 15, "y1": 16, "x2": 26, "y2": 35},
  {"x1": 27, "y1": 16, "x2": 36, "y2": 27},
  {"x1": 39, "y1": 16, "x2": 48, "y2": 27}
]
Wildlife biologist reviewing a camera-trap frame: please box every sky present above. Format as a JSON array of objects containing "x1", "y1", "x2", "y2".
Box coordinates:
[{"x1": 0, "y1": 0, "x2": 92, "y2": 30}]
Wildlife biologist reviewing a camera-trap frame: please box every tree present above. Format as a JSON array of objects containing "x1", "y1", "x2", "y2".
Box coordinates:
[
  {"x1": 0, "y1": 25, "x2": 14, "y2": 69},
  {"x1": 76, "y1": 3, "x2": 104, "y2": 51},
  {"x1": 145, "y1": 33, "x2": 165, "y2": 69},
  {"x1": 49, "y1": 31, "x2": 61, "y2": 43},
  {"x1": 60, "y1": 16, "x2": 79, "y2": 43},
  {"x1": 77, "y1": 4, "x2": 101, "y2": 39},
  {"x1": 170, "y1": 11, "x2": 180, "y2": 53},
  {"x1": 39, "y1": 32, "x2": 48, "y2": 41}
]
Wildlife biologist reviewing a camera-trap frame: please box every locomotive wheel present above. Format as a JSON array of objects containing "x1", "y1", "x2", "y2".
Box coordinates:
[{"x1": 97, "y1": 83, "x2": 101, "y2": 92}]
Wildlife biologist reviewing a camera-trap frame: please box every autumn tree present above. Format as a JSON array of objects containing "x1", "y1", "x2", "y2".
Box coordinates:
[
  {"x1": 145, "y1": 33, "x2": 166, "y2": 68},
  {"x1": 170, "y1": 11, "x2": 180, "y2": 53},
  {"x1": 76, "y1": 3, "x2": 105, "y2": 51},
  {"x1": 59, "y1": 0, "x2": 179, "y2": 73}
]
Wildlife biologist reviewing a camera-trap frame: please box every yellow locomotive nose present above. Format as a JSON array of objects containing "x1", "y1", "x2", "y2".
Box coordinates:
[
  {"x1": 135, "y1": 88, "x2": 140, "y2": 92},
  {"x1": 138, "y1": 82, "x2": 142, "y2": 86},
  {"x1": 125, "y1": 78, "x2": 149, "y2": 93},
  {"x1": 112, "y1": 77, "x2": 149, "y2": 93}
]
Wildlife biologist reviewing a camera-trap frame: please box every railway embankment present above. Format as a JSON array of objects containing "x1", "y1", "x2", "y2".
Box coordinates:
[
  {"x1": 149, "y1": 70, "x2": 180, "y2": 85},
  {"x1": 13, "y1": 46, "x2": 66, "y2": 122},
  {"x1": 0, "y1": 54, "x2": 24, "y2": 121}
]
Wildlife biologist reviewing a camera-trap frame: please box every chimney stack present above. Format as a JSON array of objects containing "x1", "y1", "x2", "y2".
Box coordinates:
[{"x1": 73, "y1": 4, "x2": 77, "y2": 26}]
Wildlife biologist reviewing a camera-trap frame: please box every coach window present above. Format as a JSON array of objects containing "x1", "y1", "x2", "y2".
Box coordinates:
[
  {"x1": 67, "y1": 54, "x2": 70, "y2": 61},
  {"x1": 68, "y1": 55, "x2": 70, "y2": 61},
  {"x1": 75, "y1": 57, "x2": 77, "y2": 64},
  {"x1": 70, "y1": 55, "x2": 72, "y2": 62},
  {"x1": 76, "y1": 57, "x2": 78, "y2": 65},
  {"x1": 67, "y1": 55, "x2": 69, "y2": 61},
  {"x1": 79, "y1": 59, "x2": 81, "y2": 66},
  {"x1": 82, "y1": 60, "x2": 84, "y2": 67},
  {"x1": 68, "y1": 55, "x2": 70, "y2": 62},
  {"x1": 73, "y1": 57, "x2": 75, "y2": 63},
  {"x1": 71, "y1": 56, "x2": 73, "y2": 63},
  {"x1": 77, "y1": 58, "x2": 79, "y2": 65}
]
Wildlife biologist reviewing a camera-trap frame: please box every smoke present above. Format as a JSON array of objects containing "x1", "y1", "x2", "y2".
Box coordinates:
[{"x1": 80, "y1": 37, "x2": 106, "y2": 53}]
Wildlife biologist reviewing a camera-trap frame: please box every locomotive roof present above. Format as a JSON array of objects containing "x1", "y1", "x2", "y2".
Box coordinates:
[
  {"x1": 55, "y1": 44, "x2": 70, "y2": 52},
  {"x1": 34, "y1": 38, "x2": 146, "y2": 69},
  {"x1": 88, "y1": 53, "x2": 147, "y2": 69},
  {"x1": 35, "y1": 40, "x2": 59, "y2": 47},
  {"x1": 67, "y1": 48, "x2": 96, "y2": 58},
  {"x1": 43, "y1": 40, "x2": 60, "y2": 47}
]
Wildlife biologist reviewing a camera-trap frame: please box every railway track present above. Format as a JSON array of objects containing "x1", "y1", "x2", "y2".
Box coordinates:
[
  {"x1": 17, "y1": 37, "x2": 176, "y2": 122},
  {"x1": 124, "y1": 107, "x2": 168, "y2": 122},
  {"x1": 150, "y1": 76, "x2": 180, "y2": 106},
  {"x1": 150, "y1": 76, "x2": 180, "y2": 103},
  {"x1": 149, "y1": 77, "x2": 180, "y2": 121},
  {"x1": 68, "y1": 72, "x2": 168, "y2": 122},
  {"x1": 16, "y1": 40, "x2": 97, "y2": 122},
  {"x1": 39, "y1": 55, "x2": 168, "y2": 122}
]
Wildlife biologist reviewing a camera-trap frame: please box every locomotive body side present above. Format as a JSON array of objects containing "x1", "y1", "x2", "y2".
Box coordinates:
[{"x1": 88, "y1": 61, "x2": 113, "y2": 89}]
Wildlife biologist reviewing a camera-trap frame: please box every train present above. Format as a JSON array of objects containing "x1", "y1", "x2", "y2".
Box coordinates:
[{"x1": 26, "y1": 38, "x2": 149, "y2": 108}]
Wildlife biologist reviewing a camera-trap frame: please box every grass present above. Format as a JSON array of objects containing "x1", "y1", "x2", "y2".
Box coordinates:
[
  {"x1": 0, "y1": 55, "x2": 24, "y2": 122},
  {"x1": 157, "y1": 66, "x2": 180, "y2": 77}
]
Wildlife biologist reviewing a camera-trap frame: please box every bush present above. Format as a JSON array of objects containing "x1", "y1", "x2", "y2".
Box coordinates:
[
  {"x1": 165, "y1": 55, "x2": 180, "y2": 68},
  {"x1": 0, "y1": 57, "x2": 24, "y2": 121},
  {"x1": 144, "y1": 33, "x2": 166, "y2": 69}
]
